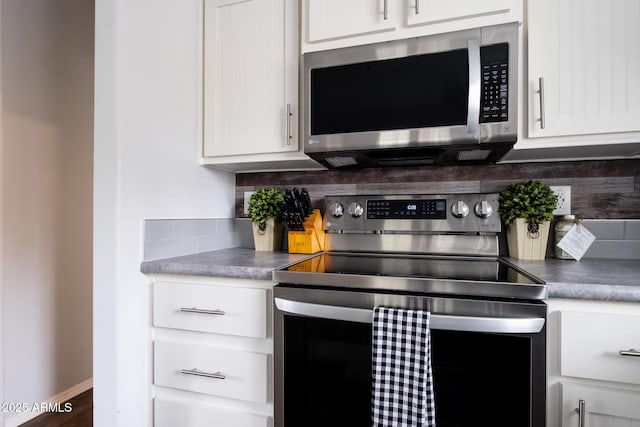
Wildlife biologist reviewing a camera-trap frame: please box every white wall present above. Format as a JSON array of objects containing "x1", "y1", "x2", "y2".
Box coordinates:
[
  {"x1": 1, "y1": 0, "x2": 94, "y2": 424},
  {"x1": 94, "y1": 0, "x2": 236, "y2": 425},
  {"x1": 0, "y1": 2, "x2": 4, "y2": 422}
]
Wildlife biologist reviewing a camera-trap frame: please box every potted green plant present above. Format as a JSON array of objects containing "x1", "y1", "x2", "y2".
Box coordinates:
[
  {"x1": 248, "y1": 187, "x2": 284, "y2": 251},
  {"x1": 498, "y1": 180, "x2": 558, "y2": 260}
]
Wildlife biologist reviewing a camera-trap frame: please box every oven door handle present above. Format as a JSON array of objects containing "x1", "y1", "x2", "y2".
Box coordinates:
[{"x1": 274, "y1": 298, "x2": 545, "y2": 334}]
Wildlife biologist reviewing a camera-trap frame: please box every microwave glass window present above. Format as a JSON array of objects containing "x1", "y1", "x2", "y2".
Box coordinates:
[{"x1": 310, "y1": 49, "x2": 469, "y2": 135}]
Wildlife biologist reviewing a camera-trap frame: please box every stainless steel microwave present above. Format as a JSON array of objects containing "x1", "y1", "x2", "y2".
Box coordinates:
[{"x1": 302, "y1": 23, "x2": 519, "y2": 168}]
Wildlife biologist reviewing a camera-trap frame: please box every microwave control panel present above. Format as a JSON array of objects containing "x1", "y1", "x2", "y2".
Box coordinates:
[{"x1": 480, "y1": 43, "x2": 509, "y2": 123}]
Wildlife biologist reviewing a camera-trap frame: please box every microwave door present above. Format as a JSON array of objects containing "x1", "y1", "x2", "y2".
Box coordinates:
[{"x1": 302, "y1": 22, "x2": 519, "y2": 165}]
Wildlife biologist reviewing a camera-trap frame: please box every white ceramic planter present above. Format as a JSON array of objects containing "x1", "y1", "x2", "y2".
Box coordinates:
[
  {"x1": 506, "y1": 218, "x2": 550, "y2": 260},
  {"x1": 252, "y1": 218, "x2": 283, "y2": 251}
]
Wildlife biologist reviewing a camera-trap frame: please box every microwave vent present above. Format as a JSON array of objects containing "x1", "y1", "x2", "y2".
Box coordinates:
[
  {"x1": 457, "y1": 149, "x2": 492, "y2": 161},
  {"x1": 325, "y1": 156, "x2": 359, "y2": 168}
]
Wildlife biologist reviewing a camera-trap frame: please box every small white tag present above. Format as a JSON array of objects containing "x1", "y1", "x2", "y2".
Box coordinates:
[{"x1": 557, "y1": 223, "x2": 596, "y2": 261}]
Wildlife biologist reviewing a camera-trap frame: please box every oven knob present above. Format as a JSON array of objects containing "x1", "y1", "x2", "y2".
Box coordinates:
[
  {"x1": 348, "y1": 202, "x2": 364, "y2": 218},
  {"x1": 474, "y1": 200, "x2": 494, "y2": 218},
  {"x1": 451, "y1": 200, "x2": 469, "y2": 218},
  {"x1": 328, "y1": 202, "x2": 344, "y2": 218}
]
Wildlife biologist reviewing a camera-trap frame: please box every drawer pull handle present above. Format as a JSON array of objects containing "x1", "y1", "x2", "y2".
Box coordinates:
[
  {"x1": 620, "y1": 348, "x2": 640, "y2": 357},
  {"x1": 576, "y1": 399, "x2": 585, "y2": 427},
  {"x1": 180, "y1": 368, "x2": 226, "y2": 380},
  {"x1": 180, "y1": 307, "x2": 225, "y2": 316}
]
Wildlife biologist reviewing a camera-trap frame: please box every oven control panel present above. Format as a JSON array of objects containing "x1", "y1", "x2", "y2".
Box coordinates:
[
  {"x1": 367, "y1": 199, "x2": 447, "y2": 220},
  {"x1": 324, "y1": 194, "x2": 501, "y2": 233}
]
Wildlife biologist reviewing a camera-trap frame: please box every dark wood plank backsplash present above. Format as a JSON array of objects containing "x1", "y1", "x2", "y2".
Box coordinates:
[{"x1": 235, "y1": 159, "x2": 640, "y2": 219}]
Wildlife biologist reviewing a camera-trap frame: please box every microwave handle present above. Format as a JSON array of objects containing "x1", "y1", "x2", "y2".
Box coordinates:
[
  {"x1": 274, "y1": 298, "x2": 545, "y2": 334},
  {"x1": 467, "y1": 39, "x2": 481, "y2": 134}
]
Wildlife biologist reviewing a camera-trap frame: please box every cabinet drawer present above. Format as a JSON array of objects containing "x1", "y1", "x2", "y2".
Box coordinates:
[
  {"x1": 561, "y1": 383, "x2": 640, "y2": 426},
  {"x1": 154, "y1": 340, "x2": 268, "y2": 403},
  {"x1": 560, "y1": 311, "x2": 640, "y2": 385},
  {"x1": 154, "y1": 397, "x2": 270, "y2": 427},
  {"x1": 153, "y1": 281, "x2": 267, "y2": 338}
]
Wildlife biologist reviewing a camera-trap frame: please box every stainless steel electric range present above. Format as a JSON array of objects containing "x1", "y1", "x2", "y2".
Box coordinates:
[{"x1": 273, "y1": 193, "x2": 547, "y2": 427}]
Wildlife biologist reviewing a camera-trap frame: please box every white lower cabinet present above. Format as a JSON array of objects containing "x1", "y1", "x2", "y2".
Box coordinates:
[
  {"x1": 548, "y1": 299, "x2": 640, "y2": 427},
  {"x1": 560, "y1": 311, "x2": 640, "y2": 385},
  {"x1": 155, "y1": 398, "x2": 269, "y2": 427},
  {"x1": 153, "y1": 281, "x2": 268, "y2": 338},
  {"x1": 149, "y1": 275, "x2": 274, "y2": 427},
  {"x1": 561, "y1": 383, "x2": 640, "y2": 427},
  {"x1": 154, "y1": 340, "x2": 268, "y2": 403}
]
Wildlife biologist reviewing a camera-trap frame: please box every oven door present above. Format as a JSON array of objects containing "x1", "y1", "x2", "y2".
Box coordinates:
[{"x1": 273, "y1": 286, "x2": 546, "y2": 427}]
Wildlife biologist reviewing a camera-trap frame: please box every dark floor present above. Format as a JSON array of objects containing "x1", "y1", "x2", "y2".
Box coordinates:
[{"x1": 20, "y1": 389, "x2": 93, "y2": 427}]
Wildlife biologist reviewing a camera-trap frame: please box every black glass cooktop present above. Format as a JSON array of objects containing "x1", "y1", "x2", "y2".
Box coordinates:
[
  {"x1": 283, "y1": 253, "x2": 538, "y2": 283},
  {"x1": 274, "y1": 252, "x2": 547, "y2": 300}
]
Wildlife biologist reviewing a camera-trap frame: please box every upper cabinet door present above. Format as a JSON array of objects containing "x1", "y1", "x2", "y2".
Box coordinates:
[
  {"x1": 528, "y1": 0, "x2": 640, "y2": 138},
  {"x1": 302, "y1": 0, "x2": 521, "y2": 53},
  {"x1": 406, "y1": 0, "x2": 514, "y2": 27},
  {"x1": 305, "y1": 0, "x2": 396, "y2": 42},
  {"x1": 203, "y1": 0, "x2": 298, "y2": 157}
]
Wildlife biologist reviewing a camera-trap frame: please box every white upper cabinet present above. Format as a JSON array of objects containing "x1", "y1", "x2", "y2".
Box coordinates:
[
  {"x1": 307, "y1": 0, "x2": 396, "y2": 42},
  {"x1": 527, "y1": 0, "x2": 640, "y2": 139},
  {"x1": 406, "y1": 0, "x2": 514, "y2": 27},
  {"x1": 302, "y1": 0, "x2": 522, "y2": 52},
  {"x1": 202, "y1": 0, "x2": 322, "y2": 172}
]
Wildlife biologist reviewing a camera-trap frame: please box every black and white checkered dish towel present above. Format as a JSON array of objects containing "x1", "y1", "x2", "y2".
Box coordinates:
[{"x1": 372, "y1": 307, "x2": 436, "y2": 427}]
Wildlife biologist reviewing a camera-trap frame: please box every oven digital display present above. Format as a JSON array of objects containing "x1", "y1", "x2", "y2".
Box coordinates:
[{"x1": 367, "y1": 199, "x2": 447, "y2": 219}]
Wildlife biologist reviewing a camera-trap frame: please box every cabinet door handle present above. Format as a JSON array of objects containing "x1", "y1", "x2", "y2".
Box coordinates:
[
  {"x1": 383, "y1": 0, "x2": 388, "y2": 20},
  {"x1": 180, "y1": 368, "x2": 226, "y2": 380},
  {"x1": 415, "y1": 0, "x2": 420, "y2": 14},
  {"x1": 179, "y1": 307, "x2": 225, "y2": 315},
  {"x1": 620, "y1": 348, "x2": 640, "y2": 357},
  {"x1": 576, "y1": 399, "x2": 585, "y2": 427},
  {"x1": 286, "y1": 103, "x2": 293, "y2": 145},
  {"x1": 537, "y1": 77, "x2": 546, "y2": 129}
]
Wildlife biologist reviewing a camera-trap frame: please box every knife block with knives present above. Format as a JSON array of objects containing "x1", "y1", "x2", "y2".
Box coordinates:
[{"x1": 282, "y1": 188, "x2": 325, "y2": 254}]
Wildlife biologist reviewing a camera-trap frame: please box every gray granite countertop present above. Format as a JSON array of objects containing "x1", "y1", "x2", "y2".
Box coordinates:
[
  {"x1": 141, "y1": 248, "x2": 640, "y2": 302},
  {"x1": 140, "y1": 248, "x2": 312, "y2": 281},
  {"x1": 506, "y1": 258, "x2": 640, "y2": 302}
]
